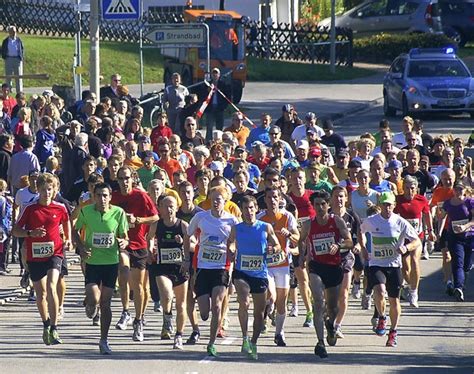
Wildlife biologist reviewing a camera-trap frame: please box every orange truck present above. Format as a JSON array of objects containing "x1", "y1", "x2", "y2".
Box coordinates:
[{"x1": 162, "y1": 8, "x2": 248, "y2": 103}]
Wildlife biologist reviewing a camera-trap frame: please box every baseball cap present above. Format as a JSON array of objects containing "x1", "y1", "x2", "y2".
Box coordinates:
[
  {"x1": 379, "y1": 191, "x2": 396, "y2": 205},
  {"x1": 305, "y1": 112, "x2": 316, "y2": 121},
  {"x1": 454, "y1": 157, "x2": 467, "y2": 166},
  {"x1": 252, "y1": 140, "x2": 265, "y2": 148},
  {"x1": 235, "y1": 145, "x2": 246, "y2": 153},
  {"x1": 296, "y1": 139, "x2": 309, "y2": 150},
  {"x1": 29, "y1": 169, "x2": 40, "y2": 177},
  {"x1": 209, "y1": 161, "x2": 224, "y2": 171},
  {"x1": 348, "y1": 160, "x2": 362, "y2": 169},
  {"x1": 336, "y1": 149, "x2": 349, "y2": 158},
  {"x1": 387, "y1": 159, "x2": 403, "y2": 170},
  {"x1": 282, "y1": 104, "x2": 293, "y2": 113},
  {"x1": 309, "y1": 147, "x2": 321, "y2": 157},
  {"x1": 211, "y1": 67, "x2": 220, "y2": 74},
  {"x1": 306, "y1": 127, "x2": 317, "y2": 135},
  {"x1": 322, "y1": 119, "x2": 334, "y2": 130}
]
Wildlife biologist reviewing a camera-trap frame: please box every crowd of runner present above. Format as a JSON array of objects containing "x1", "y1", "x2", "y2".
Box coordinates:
[{"x1": 0, "y1": 71, "x2": 473, "y2": 359}]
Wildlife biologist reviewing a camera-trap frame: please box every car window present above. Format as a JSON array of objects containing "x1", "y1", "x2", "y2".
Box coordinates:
[
  {"x1": 391, "y1": 58, "x2": 406, "y2": 74},
  {"x1": 441, "y1": 3, "x2": 465, "y2": 14},
  {"x1": 387, "y1": 0, "x2": 419, "y2": 15},
  {"x1": 356, "y1": 0, "x2": 388, "y2": 17},
  {"x1": 408, "y1": 60, "x2": 470, "y2": 78}
]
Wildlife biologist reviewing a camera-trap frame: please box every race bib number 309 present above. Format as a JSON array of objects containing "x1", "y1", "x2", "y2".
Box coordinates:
[{"x1": 160, "y1": 247, "x2": 183, "y2": 264}]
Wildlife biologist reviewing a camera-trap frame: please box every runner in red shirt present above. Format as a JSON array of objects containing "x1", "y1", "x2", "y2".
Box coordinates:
[
  {"x1": 13, "y1": 173, "x2": 71, "y2": 346},
  {"x1": 151, "y1": 112, "x2": 173, "y2": 152},
  {"x1": 300, "y1": 190, "x2": 352, "y2": 358},
  {"x1": 288, "y1": 167, "x2": 315, "y2": 328},
  {"x1": 394, "y1": 175, "x2": 435, "y2": 308},
  {"x1": 112, "y1": 166, "x2": 158, "y2": 342}
]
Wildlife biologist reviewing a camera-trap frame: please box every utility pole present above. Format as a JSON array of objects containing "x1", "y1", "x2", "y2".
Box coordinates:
[
  {"x1": 330, "y1": 0, "x2": 336, "y2": 74},
  {"x1": 90, "y1": 0, "x2": 100, "y2": 100}
]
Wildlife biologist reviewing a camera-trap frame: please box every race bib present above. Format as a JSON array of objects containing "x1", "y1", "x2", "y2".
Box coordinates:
[
  {"x1": 312, "y1": 236, "x2": 335, "y2": 256},
  {"x1": 373, "y1": 244, "x2": 396, "y2": 259},
  {"x1": 267, "y1": 251, "x2": 286, "y2": 267},
  {"x1": 240, "y1": 255, "x2": 263, "y2": 271},
  {"x1": 452, "y1": 219, "x2": 468, "y2": 231},
  {"x1": 329, "y1": 146, "x2": 336, "y2": 157},
  {"x1": 406, "y1": 218, "x2": 421, "y2": 234},
  {"x1": 201, "y1": 245, "x2": 226, "y2": 265},
  {"x1": 32, "y1": 241, "x2": 54, "y2": 259},
  {"x1": 92, "y1": 233, "x2": 115, "y2": 248},
  {"x1": 297, "y1": 217, "x2": 310, "y2": 230},
  {"x1": 160, "y1": 247, "x2": 183, "y2": 264}
]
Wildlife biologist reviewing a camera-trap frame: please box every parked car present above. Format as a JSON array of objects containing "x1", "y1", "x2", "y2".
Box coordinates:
[
  {"x1": 318, "y1": 0, "x2": 442, "y2": 37},
  {"x1": 440, "y1": 0, "x2": 474, "y2": 47},
  {"x1": 383, "y1": 47, "x2": 474, "y2": 117}
]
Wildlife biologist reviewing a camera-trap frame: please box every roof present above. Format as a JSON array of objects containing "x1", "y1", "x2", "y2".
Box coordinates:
[{"x1": 184, "y1": 9, "x2": 242, "y2": 20}]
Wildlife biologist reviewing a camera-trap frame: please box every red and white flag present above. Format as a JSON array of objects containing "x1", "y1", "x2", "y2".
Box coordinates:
[{"x1": 196, "y1": 84, "x2": 216, "y2": 119}]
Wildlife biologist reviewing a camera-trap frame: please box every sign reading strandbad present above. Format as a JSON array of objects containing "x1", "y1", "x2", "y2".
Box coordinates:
[{"x1": 145, "y1": 24, "x2": 207, "y2": 47}]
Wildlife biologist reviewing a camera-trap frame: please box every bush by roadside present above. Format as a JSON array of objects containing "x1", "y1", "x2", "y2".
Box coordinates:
[{"x1": 353, "y1": 33, "x2": 455, "y2": 64}]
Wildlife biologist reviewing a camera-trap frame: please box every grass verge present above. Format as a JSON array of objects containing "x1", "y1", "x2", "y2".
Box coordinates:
[{"x1": 2, "y1": 34, "x2": 376, "y2": 87}]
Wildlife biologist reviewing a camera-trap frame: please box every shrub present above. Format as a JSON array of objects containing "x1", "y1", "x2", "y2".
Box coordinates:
[{"x1": 353, "y1": 33, "x2": 455, "y2": 64}]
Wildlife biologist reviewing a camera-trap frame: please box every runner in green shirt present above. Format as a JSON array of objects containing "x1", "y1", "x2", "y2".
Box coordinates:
[{"x1": 74, "y1": 182, "x2": 129, "y2": 355}]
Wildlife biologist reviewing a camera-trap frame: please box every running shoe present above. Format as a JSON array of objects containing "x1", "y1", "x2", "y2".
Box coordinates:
[
  {"x1": 173, "y1": 335, "x2": 184, "y2": 350},
  {"x1": 409, "y1": 291, "x2": 419, "y2": 308},
  {"x1": 241, "y1": 337, "x2": 252, "y2": 354},
  {"x1": 314, "y1": 341, "x2": 328, "y2": 358},
  {"x1": 222, "y1": 316, "x2": 230, "y2": 331},
  {"x1": 361, "y1": 293, "x2": 371, "y2": 310},
  {"x1": 446, "y1": 281, "x2": 455, "y2": 297},
  {"x1": 42, "y1": 326, "x2": 51, "y2": 346},
  {"x1": 325, "y1": 320, "x2": 337, "y2": 346},
  {"x1": 261, "y1": 318, "x2": 269, "y2": 334},
  {"x1": 49, "y1": 329, "x2": 62, "y2": 345},
  {"x1": 351, "y1": 282, "x2": 361, "y2": 299},
  {"x1": 28, "y1": 289, "x2": 36, "y2": 302},
  {"x1": 58, "y1": 306, "x2": 65, "y2": 320},
  {"x1": 375, "y1": 316, "x2": 387, "y2": 336},
  {"x1": 371, "y1": 317, "x2": 378, "y2": 331},
  {"x1": 269, "y1": 310, "x2": 276, "y2": 327},
  {"x1": 153, "y1": 301, "x2": 162, "y2": 313},
  {"x1": 334, "y1": 326, "x2": 345, "y2": 339},
  {"x1": 163, "y1": 314, "x2": 174, "y2": 334},
  {"x1": 400, "y1": 286, "x2": 410, "y2": 301},
  {"x1": 161, "y1": 326, "x2": 172, "y2": 340},
  {"x1": 454, "y1": 287, "x2": 464, "y2": 302},
  {"x1": 289, "y1": 304, "x2": 298, "y2": 317},
  {"x1": 141, "y1": 316, "x2": 147, "y2": 326},
  {"x1": 20, "y1": 271, "x2": 30, "y2": 289},
  {"x1": 99, "y1": 339, "x2": 112, "y2": 355},
  {"x1": 217, "y1": 327, "x2": 226, "y2": 338},
  {"x1": 186, "y1": 330, "x2": 200, "y2": 345},
  {"x1": 207, "y1": 344, "x2": 218, "y2": 357},
  {"x1": 303, "y1": 311, "x2": 314, "y2": 328},
  {"x1": 248, "y1": 343, "x2": 258, "y2": 360},
  {"x1": 115, "y1": 310, "x2": 131, "y2": 330},
  {"x1": 92, "y1": 314, "x2": 100, "y2": 326},
  {"x1": 386, "y1": 329, "x2": 398, "y2": 347},
  {"x1": 132, "y1": 319, "x2": 144, "y2": 342},
  {"x1": 274, "y1": 333, "x2": 287, "y2": 347},
  {"x1": 85, "y1": 303, "x2": 99, "y2": 319}
]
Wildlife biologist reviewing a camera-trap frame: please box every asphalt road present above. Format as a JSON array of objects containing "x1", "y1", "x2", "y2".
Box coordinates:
[{"x1": 1, "y1": 253, "x2": 473, "y2": 374}]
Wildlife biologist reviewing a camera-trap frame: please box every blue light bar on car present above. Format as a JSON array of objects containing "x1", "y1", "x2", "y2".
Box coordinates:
[{"x1": 409, "y1": 46, "x2": 457, "y2": 56}]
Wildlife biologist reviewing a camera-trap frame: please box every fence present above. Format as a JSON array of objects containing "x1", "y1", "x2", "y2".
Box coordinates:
[{"x1": 0, "y1": 0, "x2": 352, "y2": 65}]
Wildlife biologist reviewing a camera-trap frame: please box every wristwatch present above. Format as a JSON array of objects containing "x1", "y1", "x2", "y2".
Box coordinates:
[{"x1": 27, "y1": 230, "x2": 32, "y2": 237}]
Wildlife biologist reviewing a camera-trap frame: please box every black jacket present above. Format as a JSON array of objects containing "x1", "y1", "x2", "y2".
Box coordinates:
[
  {"x1": 0, "y1": 148, "x2": 12, "y2": 182},
  {"x1": 203, "y1": 79, "x2": 232, "y2": 113},
  {"x1": 1, "y1": 37, "x2": 24, "y2": 60}
]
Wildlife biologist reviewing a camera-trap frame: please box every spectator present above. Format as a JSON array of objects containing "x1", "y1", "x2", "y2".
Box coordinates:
[
  {"x1": 204, "y1": 67, "x2": 231, "y2": 142},
  {"x1": 1, "y1": 83, "x2": 16, "y2": 118},
  {"x1": 1, "y1": 26, "x2": 24, "y2": 93},
  {"x1": 163, "y1": 72, "x2": 189, "y2": 134},
  {"x1": 100, "y1": 73, "x2": 121, "y2": 100}
]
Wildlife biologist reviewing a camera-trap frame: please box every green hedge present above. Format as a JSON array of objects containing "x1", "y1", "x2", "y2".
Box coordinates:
[{"x1": 353, "y1": 33, "x2": 455, "y2": 63}]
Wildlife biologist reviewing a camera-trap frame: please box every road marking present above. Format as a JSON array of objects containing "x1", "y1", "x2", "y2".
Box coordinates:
[{"x1": 199, "y1": 336, "x2": 236, "y2": 363}]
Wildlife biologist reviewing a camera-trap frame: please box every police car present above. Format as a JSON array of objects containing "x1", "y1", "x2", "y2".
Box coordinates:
[{"x1": 383, "y1": 47, "x2": 474, "y2": 117}]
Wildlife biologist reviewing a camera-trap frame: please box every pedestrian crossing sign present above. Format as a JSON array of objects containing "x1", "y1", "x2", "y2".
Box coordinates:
[{"x1": 102, "y1": 0, "x2": 140, "y2": 20}]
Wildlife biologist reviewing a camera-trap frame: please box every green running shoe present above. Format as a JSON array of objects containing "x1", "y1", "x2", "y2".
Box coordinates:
[
  {"x1": 207, "y1": 344, "x2": 218, "y2": 357},
  {"x1": 241, "y1": 337, "x2": 251, "y2": 354},
  {"x1": 248, "y1": 343, "x2": 258, "y2": 360},
  {"x1": 42, "y1": 326, "x2": 51, "y2": 346},
  {"x1": 49, "y1": 329, "x2": 62, "y2": 345}
]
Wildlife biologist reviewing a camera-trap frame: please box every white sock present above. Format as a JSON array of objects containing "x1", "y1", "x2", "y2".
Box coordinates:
[{"x1": 275, "y1": 312, "x2": 286, "y2": 335}]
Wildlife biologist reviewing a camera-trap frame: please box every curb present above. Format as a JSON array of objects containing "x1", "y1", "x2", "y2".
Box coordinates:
[
  {"x1": 330, "y1": 97, "x2": 383, "y2": 122},
  {"x1": 0, "y1": 257, "x2": 81, "y2": 306}
]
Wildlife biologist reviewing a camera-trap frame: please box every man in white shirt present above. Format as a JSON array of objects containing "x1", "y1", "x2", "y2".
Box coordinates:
[
  {"x1": 1, "y1": 26, "x2": 24, "y2": 93},
  {"x1": 291, "y1": 112, "x2": 324, "y2": 145}
]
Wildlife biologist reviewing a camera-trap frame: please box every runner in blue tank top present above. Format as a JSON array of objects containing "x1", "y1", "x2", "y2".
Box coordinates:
[{"x1": 227, "y1": 195, "x2": 280, "y2": 360}]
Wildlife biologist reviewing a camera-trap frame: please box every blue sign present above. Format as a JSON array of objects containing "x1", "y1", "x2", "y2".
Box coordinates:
[{"x1": 102, "y1": 0, "x2": 140, "y2": 20}]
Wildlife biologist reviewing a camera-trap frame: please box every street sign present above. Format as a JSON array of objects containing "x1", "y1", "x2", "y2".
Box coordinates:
[
  {"x1": 145, "y1": 24, "x2": 207, "y2": 47},
  {"x1": 102, "y1": 0, "x2": 140, "y2": 20}
]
